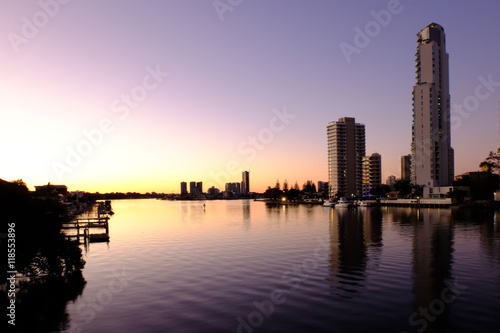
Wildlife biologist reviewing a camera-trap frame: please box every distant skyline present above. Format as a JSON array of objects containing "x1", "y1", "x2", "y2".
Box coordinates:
[{"x1": 1, "y1": 1, "x2": 499, "y2": 193}]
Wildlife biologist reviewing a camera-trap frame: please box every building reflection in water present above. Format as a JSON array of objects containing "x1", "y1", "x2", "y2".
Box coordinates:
[
  {"x1": 460, "y1": 209, "x2": 500, "y2": 302},
  {"x1": 409, "y1": 208, "x2": 454, "y2": 333},
  {"x1": 242, "y1": 199, "x2": 251, "y2": 230},
  {"x1": 327, "y1": 207, "x2": 383, "y2": 298}
]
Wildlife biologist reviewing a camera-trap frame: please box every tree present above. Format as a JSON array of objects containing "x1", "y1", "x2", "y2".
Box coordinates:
[
  {"x1": 370, "y1": 185, "x2": 391, "y2": 198},
  {"x1": 283, "y1": 179, "x2": 289, "y2": 192},
  {"x1": 293, "y1": 181, "x2": 300, "y2": 190},
  {"x1": 12, "y1": 179, "x2": 28, "y2": 188},
  {"x1": 264, "y1": 187, "x2": 283, "y2": 200},
  {"x1": 446, "y1": 188, "x2": 468, "y2": 203},
  {"x1": 412, "y1": 184, "x2": 423, "y2": 198},
  {"x1": 480, "y1": 148, "x2": 500, "y2": 174},
  {"x1": 393, "y1": 179, "x2": 413, "y2": 198},
  {"x1": 275, "y1": 179, "x2": 280, "y2": 190},
  {"x1": 286, "y1": 189, "x2": 301, "y2": 201},
  {"x1": 301, "y1": 180, "x2": 316, "y2": 194}
]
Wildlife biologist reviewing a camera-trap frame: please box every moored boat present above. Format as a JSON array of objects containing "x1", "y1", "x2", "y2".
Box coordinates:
[
  {"x1": 336, "y1": 197, "x2": 351, "y2": 208},
  {"x1": 359, "y1": 200, "x2": 377, "y2": 207},
  {"x1": 323, "y1": 199, "x2": 335, "y2": 207}
]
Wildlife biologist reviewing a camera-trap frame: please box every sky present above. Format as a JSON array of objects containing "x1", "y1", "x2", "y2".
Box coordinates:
[{"x1": 1, "y1": 0, "x2": 499, "y2": 193}]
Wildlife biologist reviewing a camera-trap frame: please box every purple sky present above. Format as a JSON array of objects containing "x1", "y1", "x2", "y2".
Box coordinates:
[{"x1": 1, "y1": 0, "x2": 499, "y2": 192}]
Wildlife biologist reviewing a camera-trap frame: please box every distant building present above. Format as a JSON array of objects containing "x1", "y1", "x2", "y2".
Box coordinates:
[
  {"x1": 386, "y1": 175, "x2": 397, "y2": 186},
  {"x1": 411, "y1": 23, "x2": 454, "y2": 187},
  {"x1": 327, "y1": 117, "x2": 366, "y2": 197},
  {"x1": 225, "y1": 182, "x2": 241, "y2": 194},
  {"x1": 180, "y1": 182, "x2": 187, "y2": 195},
  {"x1": 401, "y1": 154, "x2": 411, "y2": 181},
  {"x1": 318, "y1": 181, "x2": 328, "y2": 192},
  {"x1": 34, "y1": 184, "x2": 68, "y2": 196},
  {"x1": 207, "y1": 186, "x2": 220, "y2": 195},
  {"x1": 196, "y1": 182, "x2": 203, "y2": 194},
  {"x1": 189, "y1": 182, "x2": 197, "y2": 195},
  {"x1": 70, "y1": 191, "x2": 83, "y2": 198},
  {"x1": 362, "y1": 153, "x2": 381, "y2": 198},
  {"x1": 242, "y1": 171, "x2": 250, "y2": 194}
]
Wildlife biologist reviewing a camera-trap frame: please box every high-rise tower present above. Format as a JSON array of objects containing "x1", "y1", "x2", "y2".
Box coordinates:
[
  {"x1": 327, "y1": 117, "x2": 366, "y2": 197},
  {"x1": 362, "y1": 153, "x2": 381, "y2": 198},
  {"x1": 411, "y1": 23, "x2": 454, "y2": 187},
  {"x1": 242, "y1": 171, "x2": 249, "y2": 194}
]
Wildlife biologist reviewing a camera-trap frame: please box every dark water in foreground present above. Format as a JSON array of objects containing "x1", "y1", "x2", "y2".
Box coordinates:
[{"x1": 61, "y1": 199, "x2": 500, "y2": 333}]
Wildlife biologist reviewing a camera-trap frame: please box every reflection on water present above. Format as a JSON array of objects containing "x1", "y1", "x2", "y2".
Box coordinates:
[
  {"x1": 410, "y1": 209, "x2": 454, "y2": 333},
  {"x1": 327, "y1": 208, "x2": 383, "y2": 299},
  {"x1": 57, "y1": 200, "x2": 500, "y2": 333}
]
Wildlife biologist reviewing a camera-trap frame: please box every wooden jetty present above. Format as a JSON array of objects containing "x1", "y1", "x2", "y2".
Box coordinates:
[{"x1": 63, "y1": 216, "x2": 110, "y2": 243}]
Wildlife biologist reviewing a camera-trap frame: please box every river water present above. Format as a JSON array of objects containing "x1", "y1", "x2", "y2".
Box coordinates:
[{"x1": 62, "y1": 199, "x2": 500, "y2": 333}]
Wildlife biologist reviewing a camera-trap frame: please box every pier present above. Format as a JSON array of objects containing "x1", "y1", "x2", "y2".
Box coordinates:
[
  {"x1": 379, "y1": 198, "x2": 453, "y2": 208},
  {"x1": 63, "y1": 215, "x2": 110, "y2": 243}
]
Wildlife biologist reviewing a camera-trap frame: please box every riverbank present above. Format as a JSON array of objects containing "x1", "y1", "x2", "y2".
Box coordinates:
[{"x1": 255, "y1": 198, "x2": 324, "y2": 205}]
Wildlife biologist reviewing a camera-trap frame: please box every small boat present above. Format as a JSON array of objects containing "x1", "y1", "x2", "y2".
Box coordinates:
[
  {"x1": 336, "y1": 197, "x2": 351, "y2": 208},
  {"x1": 359, "y1": 200, "x2": 376, "y2": 207},
  {"x1": 323, "y1": 199, "x2": 335, "y2": 207}
]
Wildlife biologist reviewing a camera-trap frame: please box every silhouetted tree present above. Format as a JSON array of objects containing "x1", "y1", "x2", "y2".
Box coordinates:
[
  {"x1": 286, "y1": 189, "x2": 301, "y2": 201},
  {"x1": 480, "y1": 148, "x2": 500, "y2": 174},
  {"x1": 0, "y1": 178, "x2": 86, "y2": 331},
  {"x1": 302, "y1": 180, "x2": 316, "y2": 194},
  {"x1": 283, "y1": 179, "x2": 289, "y2": 192},
  {"x1": 393, "y1": 179, "x2": 413, "y2": 198},
  {"x1": 370, "y1": 185, "x2": 391, "y2": 198},
  {"x1": 264, "y1": 187, "x2": 284, "y2": 200},
  {"x1": 446, "y1": 188, "x2": 468, "y2": 203},
  {"x1": 412, "y1": 185, "x2": 423, "y2": 198},
  {"x1": 275, "y1": 179, "x2": 280, "y2": 190}
]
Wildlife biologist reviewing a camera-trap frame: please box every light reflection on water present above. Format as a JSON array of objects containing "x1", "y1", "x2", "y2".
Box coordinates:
[{"x1": 62, "y1": 200, "x2": 500, "y2": 333}]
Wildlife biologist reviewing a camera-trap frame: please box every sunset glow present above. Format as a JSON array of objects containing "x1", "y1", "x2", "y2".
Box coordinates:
[{"x1": 1, "y1": 1, "x2": 499, "y2": 193}]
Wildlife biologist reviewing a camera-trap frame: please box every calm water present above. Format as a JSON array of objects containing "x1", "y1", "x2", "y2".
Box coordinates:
[{"x1": 62, "y1": 199, "x2": 500, "y2": 333}]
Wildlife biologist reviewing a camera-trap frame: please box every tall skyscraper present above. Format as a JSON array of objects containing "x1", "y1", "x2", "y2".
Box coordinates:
[
  {"x1": 401, "y1": 154, "x2": 411, "y2": 181},
  {"x1": 242, "y1": 171, "x2": 249, "y2": 194},
  {"x1": 180, "y1": 182, "x2": 187, "y2": 195},
  {"x1": 411, "y1": 23, "x2": 454, "y2": 187},
  {"x1": 327, "y1": 117, "x2": 366, "y2": 197},
  {"x1": 189, "y1": 182, "x2": 197, "y2": 194},
  {"x1": 362, "y1": 153, "x2": 381, "y2": 198}
]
